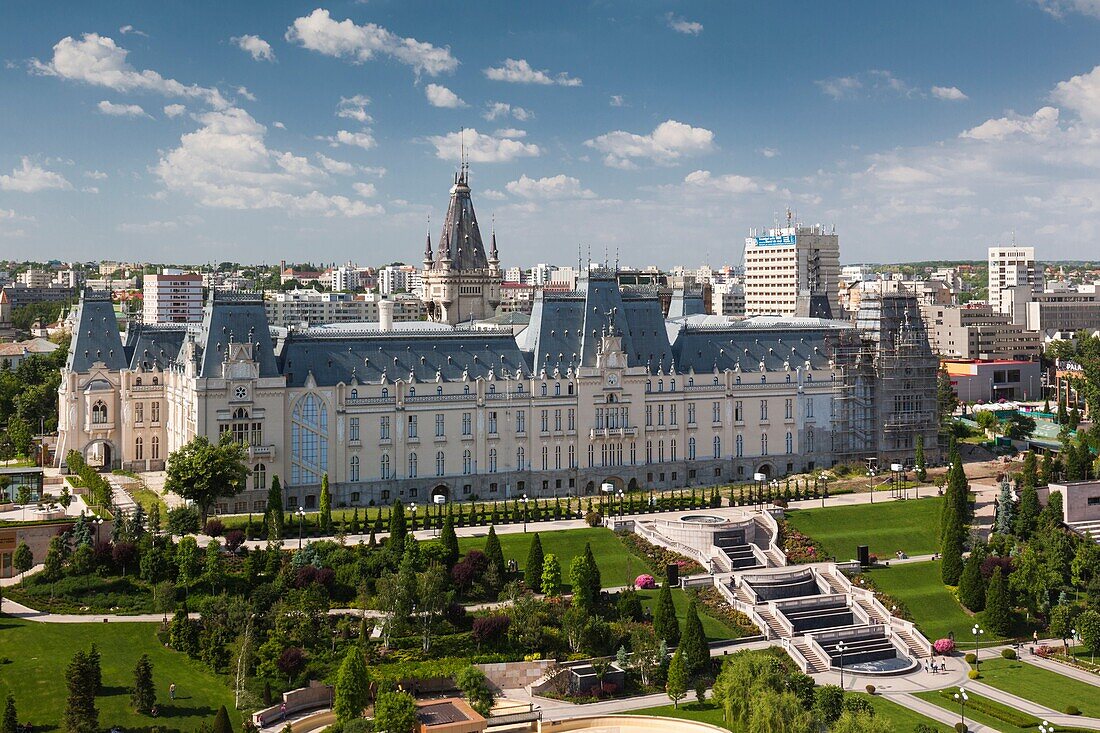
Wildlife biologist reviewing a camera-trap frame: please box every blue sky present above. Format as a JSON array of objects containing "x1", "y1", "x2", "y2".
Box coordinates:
[{"x1": 3, "y1": 0, "x2": 1100, "y2": 267}]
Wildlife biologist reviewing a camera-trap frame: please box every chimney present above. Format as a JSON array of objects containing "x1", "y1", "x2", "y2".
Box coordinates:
[{"x1": 379, "y1": 299, "x2": 394, "y2": 332}]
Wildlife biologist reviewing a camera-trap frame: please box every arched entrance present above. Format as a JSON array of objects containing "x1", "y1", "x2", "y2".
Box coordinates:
[
  {"x1": 584, "y1": 480, "x2": 595, "y2": 496},
  {"x1": 600, "y1": 476, "x2": 625, "y2": 491},
  {"x1": 84, "y1": 440, "x2": 114, "y2": 470},
  {"x1": 628, "y1": 478, "x2": 639, "y2": 491},
  {"x1": 431, "y1": 484, "x2": 450, "y2": 501},
  {"x1": 755, "y1": 463, "x2": 774, "y2": 479}
]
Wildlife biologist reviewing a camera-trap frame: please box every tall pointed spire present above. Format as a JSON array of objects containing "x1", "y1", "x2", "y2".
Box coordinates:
[
  {"x1": 489, "y1": 215, "x2": 499, "y2": 262},
  {"x1": 423, "y1": 215, "x2": 433, "y2": 267}
]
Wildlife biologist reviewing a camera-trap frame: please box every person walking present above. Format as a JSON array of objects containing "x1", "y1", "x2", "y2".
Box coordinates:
[{"x1": 169, "y1": 683, "x2": 176, "y2": 700}]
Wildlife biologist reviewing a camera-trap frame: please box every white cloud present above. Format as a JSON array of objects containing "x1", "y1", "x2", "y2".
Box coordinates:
[
  {"x1": 84, "y1": 170, "x2": 108, "y2": 180},
  {"x1": 82, "y1": 186, "x2": 100, "y2": 194},
  {"x1": 506, "y1": 174, "x2": 596, "y2": 200},
  {"x1": 483, "y1": 102, "x2": 533, "y2": 121},
  {"x1": 336, "y1": 95, "x2": 372, "y2": 123},
  {"x1": 317, "y1": 154, "x2": 355, "y2": 175},
  {"x1": 494, "y1": 128, "x2": 526, "y2": 138},
  {"x1": 334, "y1": 130, "x2": 376, "y2": 150},
  {"x1": 164, "y1": 103, "x2": 186, "y2": 117},
  {"x1": 352, "y1": 182, "x2": 377, "y2": 197},
  {"x1": 682, "y1": 170, "x2": 765, "y2": 194},
  {"x1": 118, "y1": 25, "x2": 148, "y2": 37},
  {"x1": 609, "y1": 95, "x2": 625, "y2": 107},
  {"x1": 816, "y1": 75, "x2": 862, "y2": 100},
  {"x1": 118, "y1": 220, "x2": 179, "y2": 233},
  {"x1": 816, "y1": 70, "x2": 920, "y2": 100},
  {"x1": 154, "y1": 107, "x2": 382, "y2": 217},
  {"x1": 31, "y1": 33, "x2": 228, "y2": 108},
  {"x1": 666, "y1": 13, "x2": 703, "y2": 35},
  {"x1": 585, "y1": 119, "x2": 715, "y2": 168},
  {"x1": 425, "y1": 83, "x2": 465, "y2": 108},
  {"x1": 236, "y1": 86, "x2": 257, "y2": 102},
  {"x1": 483, "y1": 58, "x2": 581, "y2": 86},
  {"x1": 426, "y1": 127, "x2": 540, "y2": 163},
  {"x1": 758, "y1": 147, "x2": 779, "y2": 158},
  {"x1": 1051, "y1": 65, "x2": 1100, "y2": 124},
  {"x1": 0, "y1": 209, "x2": 34, "y2": 238},
  {"x1": 480, "y1": 189, "x2": 507, "y2": 201},
  {"x1": 273, "y1": 121, "x2": 286, "y2": 129},
  {"x1": 866, "y1": 164, "x2": 938, "y2": 184},
  {"x1": 232, "y1": 34, "x2": 276, "y2": 62},
  {"x1": 932, "y1": 85, "x2": 968, "y2": 101},
  {"x1": 285, "y1": 9, "x2": 457, "y2": 76},
  {"x1": 1032, "y1": 0, "x2": 1100, "y2": 17},
  {"x1": 959, "y1": 106, "x2": 1060, "y2": 141},
  {"x1": 97, "y1": 100, "x2": 149, "y2": 118},
  {"x1": 360, "y1": 165, "x2": 386, "y2": 177},
  {"x1": 0, "y1": 158, "x2": 73, "y2": 192}
]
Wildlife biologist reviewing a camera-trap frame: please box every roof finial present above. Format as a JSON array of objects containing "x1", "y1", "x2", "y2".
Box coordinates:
[{"x1": 459, "y1": 127, "x2": 468, "y2": 182}]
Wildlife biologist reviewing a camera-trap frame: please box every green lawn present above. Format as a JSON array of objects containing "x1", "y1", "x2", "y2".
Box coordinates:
[
  {"x1": 0, "y1": 617, "x2": 239, "y2": 733},
  {"x1": 973, "y1": 657, "x2": 1100, "y2": 717},
  {"x1": 625, "y1": 701, "x2": 729, "y2": 729},
  {"x1": 863, "y1": 560, "x2": 994, "y2": 643},
  {"x1": 637, "y1": 588, "x2": 742, "y2": 642},
  {"x1": 785, "y1": 496, "x2": 942, "y2": 561},
  {"x1": 864, "y1": 694, "x2": 951, "y2": 732},
  {"x1": 915, "y1": 688, "x2": 1038, "y2": 731},
  {"x1": 458, "y1": 527, "x2": 650, "y2": 590}
]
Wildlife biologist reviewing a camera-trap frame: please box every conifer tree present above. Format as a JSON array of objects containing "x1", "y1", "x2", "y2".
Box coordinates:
[
  {"x1": 484, "y1": 525, "x2": 506, "y2": 577},
  {"x1": 679, "y1": 595, "x2": 708, "y2": 678},
  {"x1": 653, "y1": 581, "x2": 681, "y2": 646},
  {"x1": 915, "y1": 435, "x2": 927, "y2": 482},
  {"x1": 440, "y1": 507, "x2": 459, "y2": 569},
  {"x1": 2, "y1": 694, "x2": 17, "y2": 733},
  {"x1": 87, "y1": 644, "x2": 102, "y2": 695},
  {"x1": 1016, "y1": 484, "x2": 1041, "y2": 539},
  {"x1": 583, "y1": 542, "x2": 602, "y2": 599},
  {"x1": 319, "y1": 473, "x2": 332, "y2": 533},
  {"x1": 266, "y1": 475, "x2": 284, "y2": 540},
  {"x1": 995, "y1": 480, "x2": 1015, "y2": 536},
  {"x1": 349, "y1": 507, "x2": 360, "y2": 535},
  {"x1": 985, "y1": 566, "x2": 1013, "y2": 636},
  {"x1": 524, "y1": 533, "x2": 544, "y2": 592},
  {"x1": 212, "y1": 705, "x2": 233, "y2": 733},
  {"x1": 130, "y1": 654, "x2": 156, "y2": 714},
  {"x1": 64, "y1": 650, "x2": 98, "y2": 733},
  {"x1": 666, "y1": 649, "x2": 688, "y2": 709},
  {"x1": 333, "y1": 647, "x2": 369, "y2": 723},
  {"x1": 388, "y1": 500, "x2": 407, "y2": 551},
  {"x1": 940, "y1": 508, "x2": 965, "y2": 585},
  {"x1": 957, "y1": 552, "x2": 986, "y2": 612}
]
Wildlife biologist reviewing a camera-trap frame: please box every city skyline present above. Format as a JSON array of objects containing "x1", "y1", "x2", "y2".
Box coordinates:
[{"x1": 4, "y1": 1, "x2": 1100, "y2": 266}]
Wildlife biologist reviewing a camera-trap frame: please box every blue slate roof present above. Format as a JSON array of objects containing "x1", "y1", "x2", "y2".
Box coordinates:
[
  {"x1": 429, "y1": 170, "x2": 489, "y2": 271},
  {"x1": 67, "y1": 290, "x2": 126, "y2": 373},
  {"x1": 669, "y1": 316, "x2": 847, "y2": 374},
  {"x1": 667, "y1": 288, "x2": 706, "y2": 319},
  {"x1": 124, "y1": 324, "x2": 188, "y2": 371},
  {"x1": 194, "y1": 293, "x2": 280, "y2": 378}
]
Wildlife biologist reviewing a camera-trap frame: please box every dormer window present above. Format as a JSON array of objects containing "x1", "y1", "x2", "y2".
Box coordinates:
[
  {"x1": 135, "y1": 377, "x2": 142, "y2": 386},
  {"x1": 350, "y1": 388, "x2": 358, "y2": 399}
]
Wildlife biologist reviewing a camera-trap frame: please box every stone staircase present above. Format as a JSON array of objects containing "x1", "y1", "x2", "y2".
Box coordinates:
[
  {"x1": 893, "y1": 628, "x2": 932, "y2": 659},
  {"x1": 716, "y1": 536, "x2": 763, "y2": 570},
  {"x1": 755, "y1": 606, "x2": 789, "y2": 639},
  {"x1": 856, "y1": 597, "x2": 888, "y2": 624},
  {"x1": 733, "y1": 583, "x2": 755, "y2": 606},
  {"x1": 821, "y1": 570, "x2": 849, "y2": 596},
  {"x1": 1069, "y1": 520, "x2": 1100, "y2": 543},
  {"x1": 793, "y1": 639, "x2": 829, "y2": 673}
]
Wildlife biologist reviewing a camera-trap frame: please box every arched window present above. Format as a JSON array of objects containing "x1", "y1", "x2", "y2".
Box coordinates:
[
  {"x1": 291, "y1": 394, "x2": 329, "y2": 486},
  {"x1": 670, "y1": 438, "x2": 677, "y2": 462},
  {"x1": 488, "y1": 384, "x2": 496, "y2": 394},
  {"x1": 151, "y1": 376, "x2": 159, "y2": 386},
  {"x1": 761, "y1": 374, "x2": 767, "y2": 383},
  {"x1": 713, "y1": 376, "x2": 719, "y2": 386},
  {"x1": 381, "y1": 387, "x2": 389, "y2": 398},
  {"x1": 233, "y1": 407, "x2": 249, "y2": 420},
  {"x1": 253, "y1": 463, "x2": 267, "y2": 490},
  {"x1": 786, "y1": 374, "x2": 792, "y2": 383},
  {"x1": 436, "y1": 451, "x2": 445, "y2": 477},
  {"x1": 463, "y1": 449, "x2": 472, "y2": 475},
  {"x1": 91, "y1": 400, "x2": 107, "y2": 425},
  {"x1": 645, "y1": 380, "x2": 652, "y2": 393},
  {"x1": 151, "y1": 401, "x2": 160, "y2": 422},
  {"x1": 516, "y1": 447, "x2": 525, "y2": 470},
  {"x1": 437, "y1": 386, "x2": 444, "y2": 396},
  {"x1": 350, "y1": 455, "x2": 360, "y2": 482},
  {"x1": 541, "y1": 383, "x2": 547, "y2": 396},
  {"x1": 736, "y1": 434, "x2": 744, "y2": 458},
  {"x1": 554, "y1": 383, "x2": 561, "y2": 396},
  {"x1": 409, "y1": 387, "x2": 416, "y2": 397},
  {"x1": 807, "y1": 429, "x2": 815, "y2": 453},
  {"x1": 658, "y1": 379, "x2": 664, "y2": 393},
  {"x1": 135, "y1": 377, "x2": 142, "y2": 386},
  {"x1": 688, "y1": 437, "x2": 696, "y2": 460},
  {"x1": 735, "y1": 375, "x2": 742, "y2": 385},
  {"x1": 151, "y1": 435, "x2": 160, "y2": 460},
  {"x1": 713, "y1": 435, "x2": 721, "y2": 459},
  {"x1": 408, "y1": 452, "x2": 418, "y2": 478},
  {"x1": 567, "y1": 383, "x2": 574, "y2": 395},
  {"x1": 761, "y1": 433, "x2": 769, "y2": 456},
  {"x1": 785, "y1": 431, "x2": 793, "y2": 454},
  {"x1": 464, "y1": 385, "x2": 471, "y2": 395},
  {"x1": 380, "y1": 454, "x2": 391, "y2": 479},
  {"x1": 134, "y1": 436, "x2": 143, "y2": 460},
  {"x1": 670, "y1": 379, "x2": 676, "y2": 392},
  {"x1": 350, "y1": 388, "x2": 358, "y2": 399},
  {"x1": 488, "y1": 448, "x2": 498, "y2": 473}
]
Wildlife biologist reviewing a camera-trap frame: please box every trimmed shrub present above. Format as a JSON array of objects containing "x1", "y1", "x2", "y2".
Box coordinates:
[
  {"x1": 1001, "y1": 648, "x2": 1016, "y2": 660},
  {"x1": 1065, "y1": 705, "x2": 1081, "y2": 716},
  {"x1": 933, "y1": 638, "x2": 955, "y2": 654},
  {"x1": 865, "y1": 684, "x2": 876, "y2": 695},
  {"x1": 204, "y1": 518, "x2": 225, "y2": 537},
  {"x1": 967, "y1": 669, "x2": 980, "y2": 680},
  {"x1": 964, "y1": 652, "x2": 976, "y2": 664}
]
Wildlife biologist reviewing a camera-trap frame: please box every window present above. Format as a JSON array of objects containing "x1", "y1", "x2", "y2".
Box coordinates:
[
  {"x1": 134, "y1": 436, "x2": 143, "y2": 460},
  {"x1": 152, "y1": 376, "x2": 159, "y2": 386},
  {"x1": 253, "y1": 463, "x2": 267, "y2": 490},
  {"x1": 436, "y1": 451, "x2": 445, "y2": 477},
  {"x1": 713, "y1": 436, "x2": 721, "y2": 459},
  {"x1": 541, "y1": 445, "x2": 548, "y2": 470},
  {"x1": 646, "y1": 441, "x2": 653, "y2": 463},
  {"x1": 463, "y1": 450, "x2": 472, "y2": 474},
  {"x1": 435, "y1": 413, "x2": 445, "y2": 438},
  {"x1": 488, "y1": 385, "x2": 495, "y2": 394},
  {"x1": 540, "y1": 410, "x2": 549, "y2": 432},
  {"x1": 646, "y1": 380, "x2": 652, "y2": 393},
  {"x1": 786, "y1": 431, "x2": 793, "y2": 454},
  {"x1": 588, "y1": 444, "x2": 595, "y2": 467},
  {"x1": 251, "y1": 422, "x2": 263, "y2": 446},
  {"x1": 541, "y1": 383, "x2": 547, "y2": 396},
  {"x1": 151, "y1": 401, "x2": 160, "y2": 423},
  {"x1": 807, "y1": 429, "x2": 815, "y2": 453},
  {"x1": 568, "y1": 444, "x2": 576, "y2": 469},
  {"x1": 687, "y1": 403, "x2": 696, "y2": 424},
  {"x1": 408, "y1": 415, "x2": 418, "y2": 439},
  {"x1": 785, "y1": 398, "x2": 793, "y2": 420},
  {"x1": 761, "y1": 433, "x2": 769, "y2": 456},
  {"x1": 555, "y1": 382, "x2": 561, "y2": 396},
  {"x1": 350, "y1": 388, "x2": 358, "y2": 399},
  {"x1": 670, "y1": 379, "x2": 676, "y2": 392},
  {"x1": 135, "y1": 402, "x2": 143, "y2": 423},
  {"x1": 92, "y1": 400, "x2": 108, "y2": 424},
  {"x1": 712, "y1": 401, "x2": 721, "y2": 423},
  {"x1": 380, "y1": 454, "x2": 391, "y2": 479},
  {"x1": 736, "y1": 434, "x2": 744, "y2": 457},
  {"x1": 658, "y1": 405, "x2": 665, "y2": 426},
  {"x1": 350, "y1": 455, "x2": 360, "y2": 482},
  {"x1": 567, "y1": 409, "x2": 575, "y2": 431},
  {"x1": 735, "y1": 401, "x2": 743, "y2": 422},
  {"x1": 556, "y1": 409, "x2": 563, "y2": 431},
  {"x1": 350, "y1": 417, "x2": 360, "y2": 442},
  {"x1": 462, "y1": 412, "x2": 472, "y2": 436},
  {"x1": 670, "y1": 404, "x2": 677, "y2": 426},
  {"x1": 380, "y1": 416, "x2": 391, "y2": 440},
  {"x1": 408, "y1": 452, "x2": 418, "y2": 478},
  {"x1": 438, "y1": 386, "x2": 444, "y2": 396},
  {"x1": 488, "y1": 448, "x2": 498, "y2": 473},
  {"x1": 488, "y1": 411, "x2": 498, "y2": 434},
  {"x1": 658, "y1": 380, "x2": 664, "y2": 393},
  {"x1": 646, "y1": 405, "x2": 653, "y2": 427},
  {"x1": 806, "y1": 399, "x2": 814, "y2": 419},
  {"x1": 516, "y1": 447, "x2": 525, "y2": 470},
  {"x1": 291, "y1": 394, "x2": 328, "y2": 486},
  {"x1": 516, "y1": 410, "x2": 526, "y2": 433},
  {"x1": 760, "y1": 400, "x2": 768, "y2": 422},
  {"x1": 151, "y1": 435, "x2": 160, "y2": 460},
  {"x1": 555, "y1": 445, "x2": 561, "y2": 470},
  {"x1": 670, "y1": 438, "x2": 677, "y2": 462},
  {"x1": 688, "y1": 437, "x2": 696, "y2": 460}
]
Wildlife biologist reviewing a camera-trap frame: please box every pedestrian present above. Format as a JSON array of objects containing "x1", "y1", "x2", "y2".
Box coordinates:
[
  {"x1": 280, "y1": 702, "x2": 288, "y2": 721},
  {"x1": 169, "y1": 683, "x2": 176, "y2": 700}
]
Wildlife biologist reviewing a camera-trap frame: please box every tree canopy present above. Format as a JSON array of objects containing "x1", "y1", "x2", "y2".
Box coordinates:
[{"x1": 164, "y1": 433, "x2": 250, "y2": 521}]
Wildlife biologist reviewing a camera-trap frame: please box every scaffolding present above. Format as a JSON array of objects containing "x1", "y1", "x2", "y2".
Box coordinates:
[{"x1": 833, "y1": 291, "x2": 940, "y2": 465}]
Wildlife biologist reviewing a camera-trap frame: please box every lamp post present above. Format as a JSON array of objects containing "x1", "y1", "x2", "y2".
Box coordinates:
[
  {"x1": 296, "y1": 507, "x2": 305, "y2": 549},
  {"x1": 94, "y1": 516, "x2": 103, "y2": 544},
  {"x1": 972, "y1": 624, "x2": 984, "y2": 673},
  {"x1": 836, "y1": 641, "x2": 846, "y2": 690},
  {"x1": 522, "y1": 494, "x2": 529, "y2": 533},
  {"x1": 616, "y1": 489, "x2": 624, "y2": 518},
  {"x1": 954, "y1": 688, "x2": 969, "y2": 730},
  {"x1": 868, "y1": 469, "x2": 877, "y2": 504},
  {"x1": 409, "y1": 503, "x2": 417, "y2": 533}
]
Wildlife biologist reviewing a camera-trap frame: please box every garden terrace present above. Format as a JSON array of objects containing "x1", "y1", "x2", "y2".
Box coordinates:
[
  {"x1": 775, "y1": 595, "x2": 856, "y2": 633},
  {"x1": 740, "y1": 568, "x2": 823, "y2": 602},
  {"x1": 812, "y1": 626, "x2": 915, "y2": 674}
]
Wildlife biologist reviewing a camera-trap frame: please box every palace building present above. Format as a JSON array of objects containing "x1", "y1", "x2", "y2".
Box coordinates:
[{"x1": 56, "y1": 172, "x2": 938, "y2": 514}]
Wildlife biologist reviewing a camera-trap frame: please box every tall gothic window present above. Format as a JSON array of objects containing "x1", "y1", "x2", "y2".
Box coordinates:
[
  {"x1": 291, "y1": 394, "x2": 328, "y2": 485},
  {"x1": 92, "y1": 400, "x2": 107, "y2": 425}
]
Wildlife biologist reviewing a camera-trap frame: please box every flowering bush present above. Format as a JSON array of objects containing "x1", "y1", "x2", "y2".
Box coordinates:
[
  {"x1": 1035, "y1": 645, "x2": 1055, "y2": 658},
  {"x1": 933, "y1": 638, "x2": 956, "y2": 654},
  {"x1": 635, "y1": 574, "x2": 656, "y2": 589},
  {"x1": 777, "y1": 518, "x2": 826, "y2": 564}
]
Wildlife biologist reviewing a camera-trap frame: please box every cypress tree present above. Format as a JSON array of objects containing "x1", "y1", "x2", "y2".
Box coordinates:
[
  {"x1": 267, "y1": 475, "x2": 284, "y2": 540},
  {"x1": 319, "y1": 473, "x2": 332, "y2": 533},
  {"x1": 940, "y1": 508, "x2": 965, "y2": 585},
  {"x1": 349, "y1": 507, "x2": 360, "y2": 535},
  {"x1": 957, "y1": 552, "x2": 986, "y2": 611},
  {"x1": 915, "y1": 435, "x2": 927, "y2": 482},
  {"x1": 680, "y1": 595, "x2": 708, "y2": 678},
  {"x1": 524, "y1": 533, "x2": 544, "y2": 592},
  {"x1": 388, "y1": 500, "x2": 407, "y2": 551},
  {"x1": 87, "y1": 644, "x2": 102, "y2": 695},
  {"x1": 333, "y1": 647, "x2": 370, "y2": 723},
  {"x1": 484, "y1": 525, "x2": 505, "y2": 577},
  {"x1": 212, "y1": 705, "x2": 233, "y2": 733},
  {"x1": 3, "y1": 694, "x2": 17, "y2": 733},
  {"x1": 1021, "y1": 451, "x2": 1038, "y2": 489},
  {"x1": 583, "y1": 542, "x2": 602, "y2": 599},
  {"x1": 1040, "y1": 451, "x2": 1052, "y2": 485},
  {"x1": 64, "y1": 650, "x2": 98, "y2": 733},
  {"x1": 653, "y1": 581, "x2": 681, "y2": 646},
  {"x1": 130, "y1": 654, "x2": 156, "y2": 714},
  {"x1": 984, "y1": 567, "x2": 1012, "y2": 636},
  {"x1": 440, "y1": 507, "x2": 459, "y2": 569},
  {"x1": 1015, "y1": 484, "x2": 1040, "y2": 538}
]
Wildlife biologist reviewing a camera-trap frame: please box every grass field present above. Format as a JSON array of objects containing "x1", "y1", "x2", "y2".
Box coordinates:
[
  {"x1": 785, "y1": 496, "x2": 942, "y2": 561},
  {"x1": 636, "y1": 588, "x2": 742, "y2": 641},
  {"x1": 863, "y1": 560, "x2": 994, "y2": 643},
  {"x1": 457, "y1": 527, "x2": 650, "y2": 590},
  {"x1": 973, "y1": 657, "x2": 1100, "y2": 717},
  {"x1": 627, "y1": 693, "x2": 949, "y2": 731},
  {"x1": 0, "y1": 617, "x2": 239, "y2": 733}
]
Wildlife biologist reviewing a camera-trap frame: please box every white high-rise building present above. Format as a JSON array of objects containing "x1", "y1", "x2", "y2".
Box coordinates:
[
  {"x1": 743, "y1": 221, "x2": 840, "y2": 318},
  {"x1": 988, "y1": 245, "x2": 1041, "y2": 315},
  {"x1": 142, "y1": 272, "x2": 203, "y2": 324}
]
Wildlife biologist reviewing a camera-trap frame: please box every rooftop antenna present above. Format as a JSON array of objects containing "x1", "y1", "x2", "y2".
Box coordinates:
[{"x1": 614, "y1": 246, "x2": 619, "y2": 272}]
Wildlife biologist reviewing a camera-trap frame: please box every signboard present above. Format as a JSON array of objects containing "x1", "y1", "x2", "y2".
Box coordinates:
[{"x1": 753, "y1": 234, "x2": 796, "y2": 247}]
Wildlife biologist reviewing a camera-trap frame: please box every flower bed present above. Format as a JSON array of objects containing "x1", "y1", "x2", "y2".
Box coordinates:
[
  {"x1": 696, "y1": 587, "x2": 759, "y2": 637},
  {"x1": 617, "y1": 531, "x2": 703, "y2": 577},
  {"x1": 776, "y1": 518, "x2": 826, "y2": 564}
]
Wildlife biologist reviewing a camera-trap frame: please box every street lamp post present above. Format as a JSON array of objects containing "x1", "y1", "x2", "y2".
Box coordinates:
[
  {"x1": 972, "y1": 624, "x2": 984, "y2": 673},
  {"x1": 617, "y1": 489, "x2": 624, "y2": 518},
  {"x1": 954, "y1": 688, "x2": 968, "y2": 730},
  {"x1": 409, "y1": 503, "x2": 417, "y2": 533},
  {"x1": 836, "y1": 641, "x2": 846, "y2": 690},
  {"x1": 522, "y1": 494, "x2": 529, "y2": 533},
  {"x1": 95, "y1": 516, "x2": 103, "y2": 544},
  {"x1": 868, "y1": 469, "x2": 876, "y2": 503},
  {"x1": 296, "y1": 507, "x2": 305, "y2": 549}
]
